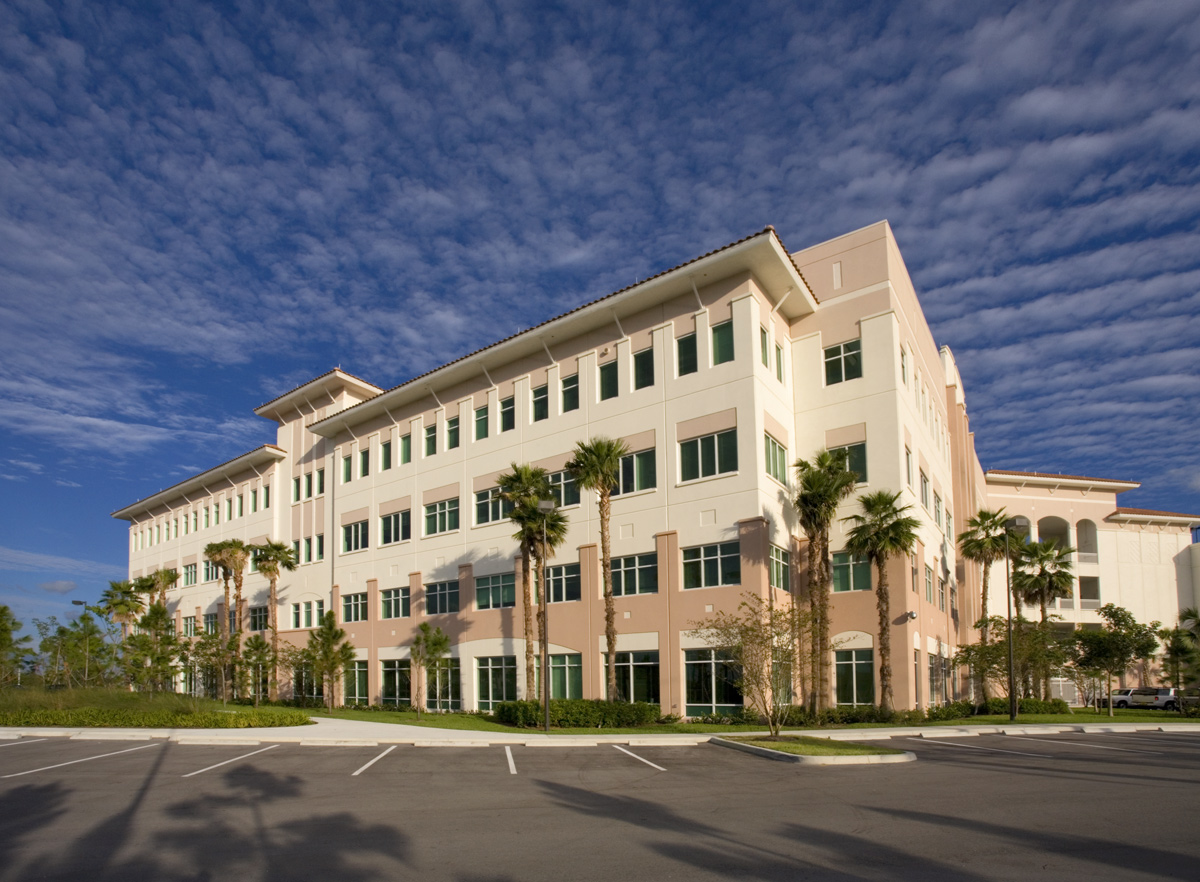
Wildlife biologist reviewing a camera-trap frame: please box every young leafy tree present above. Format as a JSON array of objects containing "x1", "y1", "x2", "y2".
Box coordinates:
[
  {"x1": 122, "y1": 602, "x2": 182, "y2": 693},
  {"x1": 793, "y1": 449, "x2": 858, "y2": 711},
  {"x1": 98, "y1": 580, "x2": 145, "y2": 641},
  {"x1": 190, "y1": 627, "x2": 235, "y2": 702},
  {"x1": 498, "y1": 463, "x2": 550, "y2": 699},
  {"x1": 241, "y1": 633, "x2": 275, "y2": 707},
  {"x1": 568, "y1": 436, "x2": 629, "y2": 702},
  {"x1": 1074, "y1": 604, "x2": 1160, "y2": 717},
  {"x1": 1013, "y1": 539, "x2": 1075, "y2": 699},
  {"x1": 306, "y1": 611, "x2": 358, "y2": 714},
  {"x1": 692, "y1": 593, "x2": 811, "y2": 735},
  {"x1": 0, "y1": 605, "x2": 32, "y2": 688},
  {"x1": 250, "y1": 540, "x2": 298, "y2": 700},
  {"x1": 843, "y1": 490, "x2": 920, "y2": 713},
  {"x1": 410, "y1": 621, "x2": 450, "y2": 720}
]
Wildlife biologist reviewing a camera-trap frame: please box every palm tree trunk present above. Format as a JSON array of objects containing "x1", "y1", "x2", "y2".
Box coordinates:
[
  {"x1": 806, "y1": 531, "x2": 820, "y2": 713},
  {"x1": 818, "y1": 533, "x2": 833, "y2": 711},
  {"x1": 268, "y1": 577, "x2": 279, "y2": 701},
  {"x1": 600, "y1": 490, "x2": 617, "y2": 702},
  {"x1": 977, "y1": 564, "x2": 991, "y2": 704},
  {"x1": 875, "y1": 558, "x2": 893, "y2": 713},
  {"x1": 521, "y1": 541, "x2": 535, "y2": 699},
  {"x1": 537, "y1": 555, "x2": 548, "y2": 709}
]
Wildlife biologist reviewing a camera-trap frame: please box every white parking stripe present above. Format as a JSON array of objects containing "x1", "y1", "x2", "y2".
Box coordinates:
[
  {"x1": 614, "y1": 745, "x2": 666, "y2": 771},
  {"x1": 2, "y1": 743, "x2": 160, "y2": 778},
  {"x1": 504, "y1": 745, "x2": 517, "y2": 775},
  {"x1": 910, "y1": 738, "x2": 1052, "y2": 759},
  {"x1": 352, "y1": 745, "x2": 396, "y2": 776},
  {"x1": 181, "y1": 744, "x2": 279, "y2": 778},
  {"x1": 0, "y1": 738, "x2": 47, "y2": 749},
  {"x1": 1003, "y1": 735, "x2": 1160, "y2": 755}
]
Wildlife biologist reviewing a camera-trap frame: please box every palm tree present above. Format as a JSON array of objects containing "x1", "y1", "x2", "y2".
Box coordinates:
[
  {"x1": 568, "y1": 436, "x2": 629, "y2": 702},
  {"x1": 793, "y1": 449, "x2": 859, "y2": 711},
  {"x1": 1013, "y1": 539, "x2": 1075, "y2": 699},
  {"x1": 498, "y1": 463, "x2": 551, "y2": 699},
  {"x1": 150, "y1": 567, "x2": 178, "y2": 608},
  {"x1": 957, "y1": 508, "x2": 1014, "y2": 645},
  {"x1": 204, "y1": 541, "x2": 235, "y2": 641},
  {"x1": 843, "y1": 491, "x2": 920, "y2": 713},
  {"x1": 98, "y1": 580, "x2": 145, "y2": 641},
  {"x1": 222, "y1": 539, "x2": 252, "y2": 634},
  {"x1": 527, "y1": 503, "x2": 569, "y2": 705},
  {"x1": 251, "y1": 540, "x2": 298, "y2": 700}
]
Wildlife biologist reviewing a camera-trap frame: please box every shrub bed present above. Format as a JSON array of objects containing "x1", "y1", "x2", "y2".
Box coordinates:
[
  {"x1": 982, "y1": 697, "x2": 1070, "y2": 715},
  {"x1": 0, "y1": 707, "x2": 313, "y2": 728},
  {"x1": 495, "y1": 699, "x2": 661, "y2": 728}
]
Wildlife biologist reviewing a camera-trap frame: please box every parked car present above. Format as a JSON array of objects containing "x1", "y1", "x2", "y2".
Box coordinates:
[
  {"x1": 1133, "y1": 688, "x2": 1181, "y2": 710},
  {"x1": 1101, "y1": 688, "x2": 1134, "y2": 708}
]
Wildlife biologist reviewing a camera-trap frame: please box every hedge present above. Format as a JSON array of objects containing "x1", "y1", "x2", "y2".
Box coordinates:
[
  {"x1": 0, "y1": 707, "x2": 314, "y2": 728},
  {"x1": 982, "y1": 697, "x2": 1071, "y2": 715},
  {"x1": 494, "y1": 699, "x2": 661, "y2": 728}
]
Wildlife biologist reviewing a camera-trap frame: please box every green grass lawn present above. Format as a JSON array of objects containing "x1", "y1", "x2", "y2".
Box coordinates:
[
  {"x1": 723, "y1": 735, "x2": 908, "y2": 756},
  {"x1": 0, "y1": 689, "x2": 312, "y2": 728}
]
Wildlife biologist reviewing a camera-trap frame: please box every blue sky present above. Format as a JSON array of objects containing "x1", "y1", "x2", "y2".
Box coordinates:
[{"x1": 2, "y1": 0, "x2": 1198, "y2": 631}]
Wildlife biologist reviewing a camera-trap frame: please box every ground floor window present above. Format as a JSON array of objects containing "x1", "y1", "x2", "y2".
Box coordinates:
[
  {"x1": 836, "y1": 649, "x2": 874, "y2": 706},
  {"x1": 294, "y1": 666, "x2": 324, "y2": 701},
  {"x1": 607, "y1": 650, "x2": 660, "y2": 704},
  {"x1": 536, "y1": 653, "x2": 583, "y2": 700},
  {"x1": 928, "y1": 655, "x2": 947, "y2": 706},
  {"x1": 684, "y1": 649, "x2": 742, "y2": 716},
  {"x1": 427, "y1": 658, "x2": 461, "y2": 711},
  {"x1": 344, "y1": 659, "x2": 368, "y2": 706},
  {"x1": 478, "y1": 656, "x2": 517, "y2": 710},
  {"x1": 381, "y1": 660, "x2": 411, "y2": 707}
]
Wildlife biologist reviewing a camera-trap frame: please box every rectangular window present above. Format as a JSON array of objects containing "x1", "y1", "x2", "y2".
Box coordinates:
[
  {"x1": 381, "y1": 510, "x2": 411, "y2": 545},
  {"x1": 424, "y1": 424, "x2": 437, "y2": 457},
  {"x1": 343, "y1": 592, "x2": 368, "y2": 623},
  {"x1": 478, "y1": 656, "x2": 518, "y2": 710},
  {"x1": 203, "y1": 613, "x2": 218, "y2": 635},
  {"x1": 540, "y1": 563, "x2": 581, "y2": 603},
  {"x1": 249, "y1": 606, "x2": 268, "y2": 632},
  {"x1": 226, "y1": 498, "x2": 232, "y2": 520},
  {"x1": 599, "y1": 361, "x2": 618, "y2": 400},
  {"x1": 920, "y1": 471, "x2": 930, "y2": 508},
  {"x1": 304, "y1": 473, "x2": 313, "y2": 499},
  {"x1": 769, "y1": 544, "x2": 790, "y2": 591},
  {"x1": 775, "y1": 344, "x2": 784, "y2": 382},
  {"x1": 677, "y1": 333, "x2": 698, "y2": 375},
  {"x1": 424, "y1": 498, "x2": 460, "y2": 535},
  {"x1": 381, "y1": 441, "x2": 392, "y2": 471},
  {"x1": 237, "y1": 495, "x2": 244, "y2": 517},
  {"x1": 760, "y1": 327, "x2": 770, "y2": 367},
  {"x1": 475, "y1": 406, "x2": 489, "y2": 440},
  {"x1": 612, "y1": 553, "x2": 658, "y2": 596},
  {"x1": 342, "y1": 455, "x2": 352, "y2": 483},
  {"x1": 547, "y1": 470, "x2": 580, "y2": 507},
  {"x1": 905, "y1": 448, "x2": 913, "y2": 487},
  {"x1": 400, "y1": 434, "x2": 411, "y2": 464},
  {"x1": 832, "y1": 552, "x2": 871, "y2": 592},
  {"x1": 911, "y1": 555, "x2": 918, "y2": 594},
  {"x1": 182, "y1": 616, "x2": 196, "y2": 637},
  {"x1": 293, "y1": 476, "x2": 301, "y2": 502},
  {"x1": 680, "y1": 429, "x2": 738, "y2": 482},
  {"x1": 203, "y1": 560, "x2": 221, "y2": 582},
  {"x1": 711, "y1": 320, "x2": 734, "y2": 365},
  {"x1": 685, "y1": 648, "x2": 742, "y2": 715},
  {"x1": 476, "y1": 573, "x2": 516, "y2": 610},
  {"x1": 608, "y1": 650, "x2": 660, "y2": 703},
  {"x1": 934, "y1": 494, "x2": 943, "y2": 528},
  {"x1": 446, "y1": 416, "x2": 459, "y2": 449},
  {"x1": 475, "y1": 488, "x2": 513, "y2": 525},
  {"x1": 836, "y1": 649, "x2": 874, "y2": 706},
  {"x1": 426, "y1": 580, "x2": 460, "y2": 615},
  {"x1": 263, "y1": 485, "x2": 270, "y2": 508},
  {"x1": 500, "y1": 396, "x2": 515, "y2": 431},
  {"x1": 360, "y1": 448, "x2": 371, "y2": 477},
  {"x1": 183, "y1": 563, "x2": 197, "y2": 587},
  {"x1": 344, "y1": 660, "x2": 368, "y2": 706},
  {"x1": 381, "y1": 587, "x2": 410, "y2": 619},
  {"x1": 316, "y1": 534, "x2": 324, "y2": 561},
  {"x1": 542, "y1": 653, "x2": 583, "y2": 700},
  {"x1": 204, "y1": 507, "x2": 211, "y2": 529},
  {"x1": 683, "y1": 542, "x2": 741, "y2": 589},
  {"x1": 825, "y1": 339, "x2": 863, "y2": 385},
  {"x1": 304, "y1": 537, "x2": 312, "y2": 563},
  {"x1": 427, "y1": 658, "x2": 461, "y2": 711},
  {"x1": 381, "y1": 659, "x2": 411, "y2": 706},
  {"x1": 612, "y1": 448, "x2": 656, "y2": 495},
  {"x1": 343, "y1": 520, "x2": 369, "y2": 553},
  {"x1": 831, "y1": 442, "x2": 867, "y2": 483},
  {"x1": 250, "y1": 489, "x2": 258, "y2": 514},
  {"x1": 633, "y1": 347, "x2": 654, "y2": 389},
  {"x1": 925, "y1": 565, "x2": 934, "y2": 603},
  {"x1": 532, "y1": 385, "x2": 549, "y2": 421},
  {"x1": 561, "y1": 375, "x2": 579, "y2": 412},
  {"x1": 292, "y1": 540, "x2": 301, "y2": 560},
  {"x1": 900, "y1": 348, "x2": 909, "y2": 386},
  {"x1": 764, "y1": 434, "x2": 787, "y2": 483},
  {"x1": 938, "y1": 577, "x2": 947, "y2": 612}
]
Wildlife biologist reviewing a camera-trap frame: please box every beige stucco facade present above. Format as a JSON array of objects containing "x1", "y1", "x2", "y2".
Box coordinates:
[{"x1": 113, "y1": 222, "x2": 1198, "y2": 711}]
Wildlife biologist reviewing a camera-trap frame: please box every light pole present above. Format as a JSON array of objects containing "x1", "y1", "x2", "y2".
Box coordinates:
[
  {"x1": 71, "y1": 600, "x2": 94, "y2": 687},
  {"x1": 1004, "y1": 516, "x2": 1030, "y2": 722},
  {"x1": 538, "y1": 498, "x2": 557, "y2": 734}
]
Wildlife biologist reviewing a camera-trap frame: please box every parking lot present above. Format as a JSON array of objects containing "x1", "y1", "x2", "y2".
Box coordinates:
[{"x1": 1, "y1": 729, "x2": 1197, "y2": 881}]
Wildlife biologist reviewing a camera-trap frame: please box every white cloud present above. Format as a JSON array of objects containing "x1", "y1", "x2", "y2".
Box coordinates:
[
  {"x1": 0, "y1": 546, "x2": 126, "y2": 579},
  {"x1": 38, "y1": 580, "x2": 77, "y2": 595}
]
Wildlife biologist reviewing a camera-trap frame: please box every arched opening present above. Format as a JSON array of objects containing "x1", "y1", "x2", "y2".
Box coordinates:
[
  {"x1": 1037, "y1": 516, "x2": 1070, "y2": 550},
  {"x1": 1075, "y1": 519, "x2": 1098, "y2": 563}
]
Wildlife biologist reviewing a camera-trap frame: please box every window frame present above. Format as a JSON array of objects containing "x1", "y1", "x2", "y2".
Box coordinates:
[
  {"x1": 633, "y1": 347, "x2": 654, "y2": 389},
  {"x1": 426, "y1": 580, "x2": 460, "y2": 615},
  {"x1": 824, "y1": 339, "x2": 863, "y2": 385},
  {"x1": 711, "y1": 320, "x2": 734, "y2": 365},
  {"x1": 343, "y1": 520, "x2": 369, "y2": 553},
  {"x1": 424, "y1": 498, "x2": 460, "y2": 535},
  {"x1": 680, "y1": 429, "x2": 738, "y2": 483},
  {"x1": 677, "y1": 332, "x2": 698, "y2": 376},
  {"x1": 611, "y1": 553, "x2": 658, "y2": 596},
  {"x1": 598, "y1": 361, "x2": 618, "y2": 401},
  {"x1": 561, "y1": 374, "x2": 579, "y2": 412},
  {"x1": 682, "y1": 542, "x2": 741, "y2": 589}
]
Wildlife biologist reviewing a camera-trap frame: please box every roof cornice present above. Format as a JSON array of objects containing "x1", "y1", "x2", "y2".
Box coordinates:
[{"x1": 985, "y1": 470, "x2": 1140, "y2": 494}]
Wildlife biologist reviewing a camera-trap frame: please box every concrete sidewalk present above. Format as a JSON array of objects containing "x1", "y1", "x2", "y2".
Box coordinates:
[{"x1": 1, "y1": 716, "x2": 1196, "y2": 747}]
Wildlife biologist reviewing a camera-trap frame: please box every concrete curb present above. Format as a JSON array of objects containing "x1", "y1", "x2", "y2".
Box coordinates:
[{"x1": 710, "y1": 737, "x2": 917, "y2": 765}]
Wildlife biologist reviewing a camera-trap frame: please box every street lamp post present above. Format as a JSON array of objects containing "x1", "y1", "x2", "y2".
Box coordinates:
[
  {"x1": 538, "y1": 498, "x2": 557, "y2": 734},
  {"x1": 1003, "y1": 516, "x2": 1030, "y2": 722}
]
